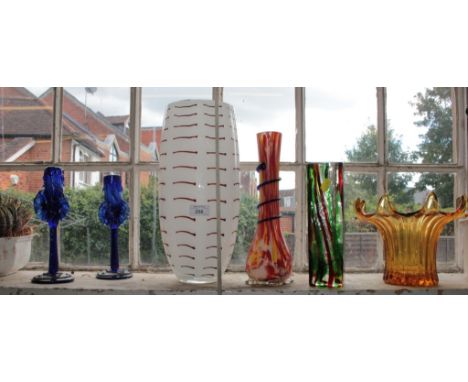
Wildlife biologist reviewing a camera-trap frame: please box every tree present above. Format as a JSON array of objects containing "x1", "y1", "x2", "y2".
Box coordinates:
[
  {"x1": 412, "y1": 87, "x2": 454, "y2": 208},
  {"x1": 345, "y1": 124, "x2": 415, "y2": 231}
]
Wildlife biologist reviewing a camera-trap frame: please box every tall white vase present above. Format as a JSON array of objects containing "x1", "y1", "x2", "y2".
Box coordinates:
[{"x1": 159, "y1": 99, "x2": 240, "y2": 283}]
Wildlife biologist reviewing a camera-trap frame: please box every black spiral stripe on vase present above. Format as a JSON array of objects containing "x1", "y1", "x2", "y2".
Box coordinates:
[
  {"x1": 207, "y1": 232, "x2": 225, "y2": 237},
  {"x1": 255, "y1": 162, "x2": 282, "y2": 223},
  {"x1": 206, "y1": 245, "x2": 221, "y2": 250},
  {"x1": 206, "y1": 152, "x2": 227, "y2": 156},
  {"x1": 201, "y1": 273, "x2": 215, "y2": 277},
  {"x1": 233, "y1": 198, "x2": 240, "y2": 202},
  {"x1": 207, "y1": 183, "x2": 227, "y2": 187},
  {"x1": 205, "y1": 256, "x2": 217, "y2": 260},
  {"x1": 257, "y1": 215, "x2": 282, "y2": 224},
  {"x1": 203, "y1": 266, "x2": 217, "y2": 270},
  {"x1": 204, "y1": 123, "x2": 225, "y2": 128},
  {"x1": 257, "y1": 198, "x2": 281, "y2": 209},
  {"x1": 181, "y1": 265, "x2": 195, "y2": 269},
  {"x1": 256, "y1": 178, "x2": 281, "y2": 190}
]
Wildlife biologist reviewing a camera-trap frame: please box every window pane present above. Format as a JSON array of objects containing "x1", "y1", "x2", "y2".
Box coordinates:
[
  {"x1": 306, "y1": 87, "x2": 377, "y2": 162},
  {"x1": 223, "y1": 88, "x2": 295, "y2": 162},
  {"x1": 386, "y1": 87, "x2": 453, "y2": 164},
  {"x1": 344, "y1": 172, "x2": 379, "y2": 271},
  {"x1": 1, "y1": 87, "x2": 52, "y2": 163},
  {"x1": 38, "y1": 87, "x2": 131, "y2": 162},
  {"x1": 141, "y1": 87, "x2": 212, "y2": 162},
  {"x1": 60, "y1": 171, "x2": 129, "y2": 266},
  {"x1": 140, "y1": 171, "x2": 166, "y2": 266},
  {"x1": 230, "y1": 170, "x2": 295, "y2": 269},
  {"x1": 387, "y1": 172, "x2": 456, "y2": 269}
]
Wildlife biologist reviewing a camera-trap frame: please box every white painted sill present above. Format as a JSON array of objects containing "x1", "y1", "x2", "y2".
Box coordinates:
[{"x1": 0, "y1": 271, "x2": 467, "y2": 294}]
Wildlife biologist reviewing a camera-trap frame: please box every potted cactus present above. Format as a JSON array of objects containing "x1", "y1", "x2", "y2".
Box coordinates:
[{"x1": 0, "y1": 193, "x2": 34, "y2": 276}]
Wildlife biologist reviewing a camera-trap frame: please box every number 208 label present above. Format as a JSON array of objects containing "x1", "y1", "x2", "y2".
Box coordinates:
[{"x1": 189, "y1": 205, "x2": 210, "y2": 216}]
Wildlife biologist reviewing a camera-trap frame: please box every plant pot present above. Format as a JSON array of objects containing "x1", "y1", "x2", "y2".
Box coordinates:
[
  {"x1": 159, "y1": 99, "x2": 240, "y2": 284},
  {"x1": 0, "y1": 234, "x2": 33, "y2": 277}
]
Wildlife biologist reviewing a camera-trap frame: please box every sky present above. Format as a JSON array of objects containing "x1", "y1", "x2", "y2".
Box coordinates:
[{"x1": 26, "y1": 86, "x2": 434, "y2": 189}]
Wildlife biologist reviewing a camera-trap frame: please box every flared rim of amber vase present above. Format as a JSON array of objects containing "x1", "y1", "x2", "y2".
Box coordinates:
[{"x1": 354, "y1": 192, "x2": 467, "y2": 287}]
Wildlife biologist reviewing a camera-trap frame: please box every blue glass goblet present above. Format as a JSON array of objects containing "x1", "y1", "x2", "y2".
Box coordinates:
[
  {"x1": 97, "y1": 175, "x2": 132, "y2": 280},
  {"x1": 32, "y1": 167, "x2": 74, "y2": 284}
]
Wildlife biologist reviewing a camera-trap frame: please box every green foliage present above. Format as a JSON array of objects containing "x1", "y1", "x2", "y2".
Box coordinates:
[
  {"x1": 231, "y1": 193, "x2": 258, "y2": 265},
  {"x1": 412, "y1": 87, "x2": 454, "y2": 208},
  {"x1": 345, "y1": 87, "x2": 455, "y2": 234},
  {"x1": 2, "y1": 176, "x2": 258, "y2": 266}
]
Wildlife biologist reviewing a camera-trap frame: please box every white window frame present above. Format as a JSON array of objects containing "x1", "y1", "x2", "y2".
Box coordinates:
[{"x1": 1, "y1": 87, "x2": 466, "y2": 280}]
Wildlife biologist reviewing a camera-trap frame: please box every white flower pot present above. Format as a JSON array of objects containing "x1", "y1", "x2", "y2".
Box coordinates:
[
  {"x1": 159, "y1": 99, "x2": 240, "y2": 283},
  {"x1": 0, "y1": 235, "x2": 33, "y2": 276}
]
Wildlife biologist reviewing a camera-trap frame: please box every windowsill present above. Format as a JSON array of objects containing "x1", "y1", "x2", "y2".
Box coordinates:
[{"x1": 0, "y1": 271, "x2": 467, "y2": 294}]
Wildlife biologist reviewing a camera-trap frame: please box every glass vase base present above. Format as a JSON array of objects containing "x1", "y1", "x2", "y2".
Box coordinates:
[
  {"x1": 31, "y1": 272, "x2": 74, "y2": 284},
  {"x1": 384, "y1": 272, "x2": 438, "y2": 287},
  {"x1": 96, "y1": 269, "x2": 133, "y2": 280},
  {"x1": 246, "y1": 277, "x2": 293, "y2": 287},
  {"x1": 310, "y1": 280, "x2": 343, "y2": 288}
]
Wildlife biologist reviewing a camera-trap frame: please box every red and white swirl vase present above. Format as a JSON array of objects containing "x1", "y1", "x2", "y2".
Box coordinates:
[{"x1": 159, "y1": 99, "x2": 240, "y2": 283}]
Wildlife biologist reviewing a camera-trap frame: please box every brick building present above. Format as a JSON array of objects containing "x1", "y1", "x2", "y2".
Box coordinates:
[{"x1": 0, "y1": 87, "x2": 156, "y2": 193}]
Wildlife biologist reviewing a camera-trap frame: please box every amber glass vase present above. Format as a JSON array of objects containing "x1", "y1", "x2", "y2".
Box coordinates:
[
  {"x1": 246, "y1": 132, "x2": 292, "y2": 285},
  {"x1": 355, "y1": 192, "x2": 466, "y2": 287}
]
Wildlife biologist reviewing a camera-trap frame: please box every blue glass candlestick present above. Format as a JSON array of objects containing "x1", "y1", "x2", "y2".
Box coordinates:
[
  {"x1": 32, "y1": 167, "x2": 74, "y2": 284},
  {"x1": 97, "y1": 175, "x2": 132, "y2": 280}
]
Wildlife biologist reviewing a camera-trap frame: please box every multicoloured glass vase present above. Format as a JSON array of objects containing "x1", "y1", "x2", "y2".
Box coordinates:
[
  {"x1": 355, "y1": 192, "x2": 467, "y2": 287},
  {"x1": 97, "y1": 175, "x2": 131, "y2": 280},
  {"x1": 307, "y1": 163, "x2": 344, "y2": 288},
  {"x1": 32, "y1": 167, "x2": 74, "y2": 284},
  {"x1": 246, "y1": 131, "x2": 292, "y2": 285}
]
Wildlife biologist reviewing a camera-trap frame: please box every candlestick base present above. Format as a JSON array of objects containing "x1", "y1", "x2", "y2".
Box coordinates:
[
  {"x1": 96, "y1": 269, "x2": 132, "y2": 280},
  {"x1": 31, "y1": 272, "x2": 74, "y2": 284}
]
